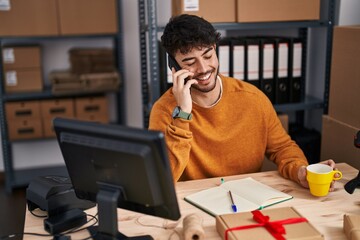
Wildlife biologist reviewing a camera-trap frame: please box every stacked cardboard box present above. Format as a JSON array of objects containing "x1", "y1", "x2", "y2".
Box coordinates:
[
  {"x1": 321, "y1": 26, "x2": 360, "y2": 169},
  {"x1": 40, "y1": 99, "x2": 75, "y2": 138},
  {"x1": 69, "y1": 48, "x2": 115, "y2": 74},
  {"x1": 5, "y1": 101, "x2": 43, "y2": 140},
  {"x1": 50, "y1": 48, "x2": 120, "y2": 95},
  {"x1": 171, "y1": 0, "x2": 320, "y2": 23},
  {"x1": 2, "y1": 46, "x2": 43, "y2": 93},
  {"x1": 0, "y1": 0, "x2": 117, "y2": 37},
  {"x1": 75, "y1": 96, "x2": 109, "y2": 124}
]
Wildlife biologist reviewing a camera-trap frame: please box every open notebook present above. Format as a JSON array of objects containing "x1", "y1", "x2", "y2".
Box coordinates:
[{"x1": 184, "y1": 177, "x2": 293, "y2": 216}]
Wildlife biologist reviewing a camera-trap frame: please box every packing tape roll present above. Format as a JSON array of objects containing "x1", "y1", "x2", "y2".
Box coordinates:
[{"x1": 183, "y1": 214, "x2": 205, "y2": 240}]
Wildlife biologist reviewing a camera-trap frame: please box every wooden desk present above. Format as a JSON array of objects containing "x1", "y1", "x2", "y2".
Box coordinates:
[{"x1": 23, "y1": 163, "x2": 360, "y2": 239}]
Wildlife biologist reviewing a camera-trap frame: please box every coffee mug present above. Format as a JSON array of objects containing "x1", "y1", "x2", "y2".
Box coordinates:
[{"x1": 306, "y1": 164, "x2": 342, "y2": 197}]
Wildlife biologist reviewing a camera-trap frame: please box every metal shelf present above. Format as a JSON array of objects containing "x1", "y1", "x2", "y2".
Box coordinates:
[
  {"x1": 2, "y1": 88, "x2": 115, "y2": 102},
  {"x1": 274, "y1": 95, "x2": 324, "y2": 112},
  {"x1": 139, "y1": 1, "x2": 335, "y2": 129},
  {"x1": 156, "y1": 20, "x2": 329, "y2": 32},
  {"x1": 0, "y1": 0, "x2": 126, "y2": 192}
]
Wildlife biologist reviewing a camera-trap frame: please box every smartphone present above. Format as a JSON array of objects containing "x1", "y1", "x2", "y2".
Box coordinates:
[{"x1": 167, "y1": 54, "x2": 189, "y2": 82}]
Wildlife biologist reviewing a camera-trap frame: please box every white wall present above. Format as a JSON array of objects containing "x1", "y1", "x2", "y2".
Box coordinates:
[{"x1": 1, "y1": 0, "x2": 360, "y2": 171}]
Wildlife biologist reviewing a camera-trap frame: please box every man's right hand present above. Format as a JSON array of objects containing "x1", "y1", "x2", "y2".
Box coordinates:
[{"x1": 171, "y1": 68, "x2": 197, "y2": 113}]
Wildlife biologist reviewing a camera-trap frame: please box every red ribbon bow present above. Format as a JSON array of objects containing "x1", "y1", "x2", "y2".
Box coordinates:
[{"x1": 224, "y1": 210, "x2": 308, "y2": 240}]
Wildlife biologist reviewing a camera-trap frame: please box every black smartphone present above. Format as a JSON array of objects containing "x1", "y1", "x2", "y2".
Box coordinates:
[{"x1": 167, "y1": 54, "x2": 189, "y2": 82}]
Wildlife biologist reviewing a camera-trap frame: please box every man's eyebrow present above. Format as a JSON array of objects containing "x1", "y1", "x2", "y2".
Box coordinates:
[{"x1": 181, "y1": 47, "x2": 214, "y2": 63}]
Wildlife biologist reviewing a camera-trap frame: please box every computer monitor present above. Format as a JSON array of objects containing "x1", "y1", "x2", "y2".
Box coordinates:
[{"x1": 53, "y1": 118, "x2": 181, "y2": 239}]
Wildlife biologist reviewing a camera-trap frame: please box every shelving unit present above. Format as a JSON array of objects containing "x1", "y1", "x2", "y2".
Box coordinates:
[
  {"x1": 0, "y1": 1, "x2": 125, "y2": 192},
  {"x1": 138, "y1": 0, "x2": 335, "y2": 129}
]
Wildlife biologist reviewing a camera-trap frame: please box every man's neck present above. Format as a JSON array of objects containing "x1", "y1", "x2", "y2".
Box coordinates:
[{"x1": 192, "y1": 76, "x2": 222, "y2": 108}]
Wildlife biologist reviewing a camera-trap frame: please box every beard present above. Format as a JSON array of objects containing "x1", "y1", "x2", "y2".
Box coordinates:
[{"x1": 191, "y1": 68, "x2": 219, "y2": 93}]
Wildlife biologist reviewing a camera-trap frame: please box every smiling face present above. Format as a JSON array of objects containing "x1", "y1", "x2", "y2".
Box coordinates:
[{"x1": 175, "y1": 44, "x2": 219, "y2": 93}]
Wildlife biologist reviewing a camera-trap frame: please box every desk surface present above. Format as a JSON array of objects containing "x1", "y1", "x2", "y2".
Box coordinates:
[{"x1": 23, "y1": 163, "x2": 360, "y2": 239}]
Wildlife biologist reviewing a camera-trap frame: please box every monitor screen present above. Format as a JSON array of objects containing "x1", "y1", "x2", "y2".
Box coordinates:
[{"x1": 53, "y1": 118, "x2": 181, "y2": 238}]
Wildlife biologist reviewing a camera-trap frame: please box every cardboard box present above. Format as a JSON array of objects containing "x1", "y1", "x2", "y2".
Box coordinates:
[
  {"x1": 50, "y1": 71, "x2": 120, "y2": 95},
  {"x1": 216, "y1": 207, "x2": 323, "y2": 240},
  {"x1": 172, "y1": 0, "x2": 236, "y2": 23},
  {"x1": 236, "y1": 0, "x2": 320, "y2": 23},
  {"x1": 5, "y1": 101, "x2": 41, "y2": 120},
  {"x1": 57, "y1": 0, "x2": 118, "y2": 35},
  {"x1": 40, "y1": 99, "x2": 75, "y2": 119},
  {"x1": 344, "y1": 214, "x2": 360, "y2": 240},
  {"x1": 69, "y1": 48, "x2": 115, "y2": 74},
  {"x1": 0, "y1": 0, "x2": 58, "y2": 36},
  {"x1": 42, "y1": 116, "x2": 73, "y2": 138},
  {"x1": 3, "y1": 69, "x2": 43, "y2": 93},
  {"x1": 328, "y1": 26, "x2": 360, "y2": 129},
  {"x1": 321, "y1": 115, "x2": 360, "y2": 170},
  {"x1": 75, "y1": 96, "x2": 109, "y2": 123},
  {"x1": 2, "y1": 46, "x2": 41, "y2": 70},
  {"x1": 7, "y1": 118, "x2": 43, "y2": 141}
]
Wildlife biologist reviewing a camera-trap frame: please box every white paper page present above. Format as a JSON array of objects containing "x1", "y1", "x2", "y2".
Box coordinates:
[
  {"x1": 221, "y1": 177, "x2": 292, "y2": 207},
  {"x1": 185, "y1": 186, "x2": 259, "y2": 216}
]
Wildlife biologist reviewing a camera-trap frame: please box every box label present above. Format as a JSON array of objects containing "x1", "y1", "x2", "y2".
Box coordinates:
[
  {"x1": 6, "y1": 71, "x2": 17, "y2": 86},
  {"x1": 3, "y1": 48, "x2": 15, "y2": 63},
  {"x1": 184, "y1": 0, "x2": 199, "y2": 11},
  {"x1": 0, "y1": 0, "x2": 11, "y2": 11}
]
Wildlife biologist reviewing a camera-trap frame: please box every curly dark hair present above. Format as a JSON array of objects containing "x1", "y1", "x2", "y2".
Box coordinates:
[{"x1": 161, "y1": 14, "x2": 221, "y2": 57}]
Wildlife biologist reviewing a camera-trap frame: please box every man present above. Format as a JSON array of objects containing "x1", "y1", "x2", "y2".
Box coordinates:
[{"x1": 149, "y1": 14, "x2": 336, "y2": 190}]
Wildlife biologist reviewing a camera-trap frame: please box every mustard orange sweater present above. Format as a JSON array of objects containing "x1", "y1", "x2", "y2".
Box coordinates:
[{"x1": 149, "y1": 75, "x2": 308, "y2": 182}]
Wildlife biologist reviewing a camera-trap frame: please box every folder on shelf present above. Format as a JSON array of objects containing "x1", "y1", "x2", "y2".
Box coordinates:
[
  {"x1": 289, "y1": 38, "x2": 303, "y2": 103},
  {"x1": 259, "y1": 38, "x2": 275, "y2": 103},
  {"x1": 231, "y1": 38, "x2": 246, "y2": 81},
  {"x1": 274, "y1": 38, "x2": 290, "y2": 104},
  {"x1": 217, "y1": 38, "x2": 232, "y2": 77},
  {"x1": 244, "y1": 38, "x2": 260, "y2": 88}
]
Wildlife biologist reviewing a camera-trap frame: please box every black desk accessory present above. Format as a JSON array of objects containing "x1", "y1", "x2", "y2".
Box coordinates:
[
  {"x1": 344, "y1": 130, "x2": 360, "y2": 194},
  {"x1": 26, "y1": 175, "x2": 96, "y2": 234}
]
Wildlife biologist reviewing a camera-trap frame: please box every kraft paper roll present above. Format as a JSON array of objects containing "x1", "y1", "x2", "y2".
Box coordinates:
[{"x1": 183, "y1": 214, "x2": 205, "y2": 240}]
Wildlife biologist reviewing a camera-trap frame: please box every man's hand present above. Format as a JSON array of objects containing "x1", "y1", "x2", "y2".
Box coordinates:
[
  {"x1": 297, "y1": 159, "x2": 337, "y2": 191},
  {"x1": 171, "y1": 68, "x2": 197, "y2": 113}
]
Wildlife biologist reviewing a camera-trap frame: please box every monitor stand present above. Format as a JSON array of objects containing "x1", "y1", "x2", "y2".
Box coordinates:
[{"x1": 88, "y1": 182, "x2": 153, "y2": 240}]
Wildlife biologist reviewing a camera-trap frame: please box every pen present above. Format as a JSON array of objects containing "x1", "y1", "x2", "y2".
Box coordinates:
[{"x1": 228, "y1": 190, "x2": 237, "y2": 212}]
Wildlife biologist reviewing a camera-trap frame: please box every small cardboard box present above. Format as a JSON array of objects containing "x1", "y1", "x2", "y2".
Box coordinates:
[
  {"x1": 4, "y1": 69, "x2": 43, "y2": 93},
  {"x1": 0, "y1": 0, "x2": 58, "y2": 36},
  {"x1": 344, "y1": 214, "x2": 360, "y2": 240},
  {"x1": 57, "y1": 0, "x2": 117, "y2": 35},
  {"x1": 40, "y1": 98, "x2": 75, "y2": 119},
  {"x1": 50, "y1": 71, "x2": 120, "y2": 95},
  {"x1": 216, "y1": 207, "x2": 323, "y2": 240},
  {"x1": 75, "y1": 96, "x2": 109, "y2": 122},
  {"x1": 5, "y1": 101, "x2": 41, "y2": 120},
  {"x1": 328, "y1": 26, "x2": 360, "y2": 129},
  {"x1": 69, "y1": 48, "x2": 115, "y2": 74},
  {"x1": 42, "y1": 116, "x2": 74, "y2": 138},
  {"x1": 2, "y1": 46, "x2": 41, "y2": 70},
  {"x1": 7, "y1": 118, "x2": 43, "y2": 141},
  {"x1": 236, "y1": 0, "x2": 320, "y2": 23},
  {"x1": 172, "y1": 0, "x2": 236, "y2": 23},
  {"x1": 321, "y1": 115, "x2": 360, "y2": 170}
]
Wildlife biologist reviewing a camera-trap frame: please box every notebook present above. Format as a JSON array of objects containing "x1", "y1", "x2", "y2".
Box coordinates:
[{"x1": 184, "y1": 177, "x2": 293, "y2": 216}]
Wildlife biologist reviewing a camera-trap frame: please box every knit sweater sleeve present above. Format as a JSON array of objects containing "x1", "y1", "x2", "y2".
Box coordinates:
[
  {"x1": 263, "y1": 95, "x2": 309, "y2": 183},
  {"x1": 148, "y1": 100, "x2": 193, "y2": 182}
]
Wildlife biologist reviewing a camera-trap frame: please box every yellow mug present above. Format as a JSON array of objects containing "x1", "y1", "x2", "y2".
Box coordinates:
[{"x1": 306, "y1": 164, "x2": 342, "y2": 197}]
